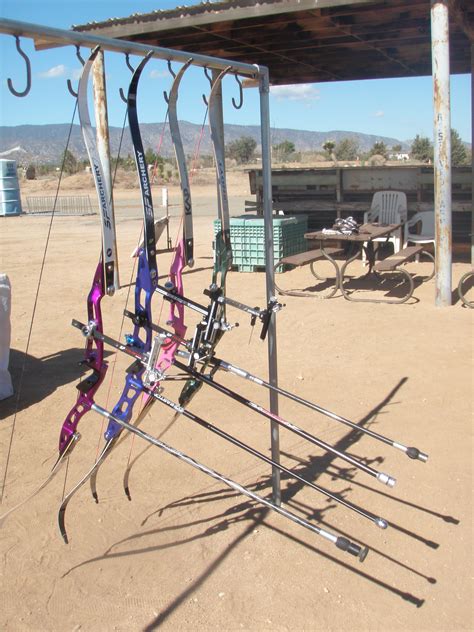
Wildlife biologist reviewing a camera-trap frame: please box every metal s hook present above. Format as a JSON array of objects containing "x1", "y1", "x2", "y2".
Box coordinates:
[
  {"x1": 167, "y1": 60, "x2": 176, "y2": 78},
  {"x1": 119, "y1": 53, "x2": 136, "y2": 103},
  {"x1": 231, "y1": 73, "x2": 243, "y2": 109},
  {"x1": 202, "y1": 67, "x2": 213, "y2": 106},
  {"x1": 163, "y1": 60, "x2": 177, "y2": 103},
  {"x1": 7, "y1": 36, "x2": 32, "y2": 98},
  {"x1": 67, "y1": 45, "x2": 86, "y2": 98},
  {"x1": 125, "y1": 53, "x2": 134, "y2": 73}
]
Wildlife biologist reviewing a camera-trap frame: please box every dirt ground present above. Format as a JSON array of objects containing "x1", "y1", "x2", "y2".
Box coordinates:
[{"x1": 0, "y1": 173, "x2": 472, "y2": 631}]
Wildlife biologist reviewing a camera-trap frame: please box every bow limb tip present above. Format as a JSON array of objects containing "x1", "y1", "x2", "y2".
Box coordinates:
[{"x1": 58, "y1": 504, "x2": 69, "y2": 544}]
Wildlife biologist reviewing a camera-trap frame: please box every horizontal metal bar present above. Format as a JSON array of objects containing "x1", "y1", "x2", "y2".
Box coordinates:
[
  {"x1": 0, "y1": 18, "x2": 261, "y2": 77},
  {"x1": 155, "y1": 284, "x2": 208, "y2": 316}
]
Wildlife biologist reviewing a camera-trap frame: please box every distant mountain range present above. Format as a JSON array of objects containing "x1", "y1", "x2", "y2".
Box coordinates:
[{"x1": 0, "y1": 121, "x2": 410, "y2": 164}]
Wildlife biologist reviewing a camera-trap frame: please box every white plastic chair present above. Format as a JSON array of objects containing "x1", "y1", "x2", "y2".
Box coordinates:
[
  {"x1": 362, "y1": 191, "x2": 407, "y2": 261},
  {"x1": 403, "y1": 211, "x2": 435, "y2": 251}
]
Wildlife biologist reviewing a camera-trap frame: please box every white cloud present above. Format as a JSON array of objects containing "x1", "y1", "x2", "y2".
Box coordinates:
[
  {"x1": 149, "y1": 69, "x2": 169, "y2": 79},
  {"x1": 374, "y1": 110, "x2": 384, "y2": 118},
  {"x1": 270, "y1": 84, "x2": 320, "y2": 102},
  {"x1": 38, "y1": 65, "x2": 67, "y2": 79}
]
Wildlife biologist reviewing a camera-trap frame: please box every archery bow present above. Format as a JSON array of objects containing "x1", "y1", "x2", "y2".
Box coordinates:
[
  {"x1": 57, "y1": 45, "x2": 118, "y2": 460},
  {"x1": 172, "y1": 66, "x2": 234, "y2": 411},
  {"x1": 119, "y1": 58, "x2": 196, "y2": 499},
  {"x1": 57, "y1": 51, "x2": 155, "y2": 542},
  {"x1": 129, "y1": 56, "x2": 194, "y2": 400},
  {"x1": 161, "y1": 67, "x2": 279, "y2": 413}
]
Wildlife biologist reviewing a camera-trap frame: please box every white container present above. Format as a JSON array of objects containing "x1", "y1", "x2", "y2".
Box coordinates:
[
  {"x1": 0, "y1": 160, "x2": 22, "y2": 216},
  {"x1": 0, "y1": 274, "x2": 13, "y2": 400}
]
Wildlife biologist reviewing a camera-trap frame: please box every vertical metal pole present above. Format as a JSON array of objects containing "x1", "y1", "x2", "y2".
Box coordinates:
[
  {"x1": 431, "y1": 0, "x2": 452, "y2": 306},
  {"x1": 259, "y1": 67, "x2": 281, "y2": 506},
  {"x1": 92, "y1": 49, "x2": 119, "y2": 290}
]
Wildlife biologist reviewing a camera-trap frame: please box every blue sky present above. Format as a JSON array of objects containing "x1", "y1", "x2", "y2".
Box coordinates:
[{"x1": 0, "y1": 0, "x2": 471, "y2": 144}]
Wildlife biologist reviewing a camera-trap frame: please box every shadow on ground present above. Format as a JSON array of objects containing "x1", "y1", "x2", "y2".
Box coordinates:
[
  {"x1": 1, "y1": 347, "x2": 114, "y2": 419},
  {"x1": 61, "y1": 376, "x2": 460, "y2": 627}
]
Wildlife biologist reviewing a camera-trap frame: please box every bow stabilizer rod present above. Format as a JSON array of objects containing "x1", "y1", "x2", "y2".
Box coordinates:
[{"x1": 206, "y1": 358, "x2": 428, "y2": 463}]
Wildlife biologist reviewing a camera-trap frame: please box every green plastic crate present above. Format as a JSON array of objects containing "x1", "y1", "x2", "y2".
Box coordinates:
[{"x1": 214, "y1": 214, "x2": 308, "y2": 272}]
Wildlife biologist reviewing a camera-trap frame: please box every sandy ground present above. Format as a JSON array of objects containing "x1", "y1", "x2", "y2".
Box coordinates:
[{"x1": 0, "y1": 174, "x2": 473, "y2": 631}]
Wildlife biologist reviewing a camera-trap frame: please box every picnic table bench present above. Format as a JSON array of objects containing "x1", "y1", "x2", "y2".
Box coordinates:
[
  {"x1": 274, "y1": 247, "x2": 345, "y2": 298},
  {"x1": 372, "y1": 245, "x2": 435, "y2": 303}
]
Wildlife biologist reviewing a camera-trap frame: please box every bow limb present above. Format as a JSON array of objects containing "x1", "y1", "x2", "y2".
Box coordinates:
[{"x1": 168, "y1": 58, "x2": 194, "y2": 268}]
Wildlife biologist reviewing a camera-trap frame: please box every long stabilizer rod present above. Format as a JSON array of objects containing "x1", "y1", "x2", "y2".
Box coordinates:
[
  {"x1": 90, "y1": 403, "x2": 368, "y2": 561},
  {"x1": 72, "y1": 319, "x2": 396, "y2": 486},
  {"x1": 172, "y1": 359, "x2": 396, "y2": 487},
  {"x1": 208, "y1": 356, "x2": 428, "y2": 463}
]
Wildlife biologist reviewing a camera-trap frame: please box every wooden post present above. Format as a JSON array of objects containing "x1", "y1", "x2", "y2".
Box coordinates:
[{"x1": 431, "y1": 0, "x2": 452, "y2": 306}]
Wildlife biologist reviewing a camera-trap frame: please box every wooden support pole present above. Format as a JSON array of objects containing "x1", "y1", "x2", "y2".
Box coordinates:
[{"x1": 431, "y1": 0, "x2": 452, "y2": 306}]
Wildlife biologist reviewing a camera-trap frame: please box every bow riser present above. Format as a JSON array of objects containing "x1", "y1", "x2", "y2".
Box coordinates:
[{"x1": 58, "y1": 209, "x2": 107, "y2": 451}]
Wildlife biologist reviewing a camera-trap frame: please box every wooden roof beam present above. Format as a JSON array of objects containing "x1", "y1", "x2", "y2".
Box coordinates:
[
  {"x1": 450, "y1": 0, "x2": 474, "y2": 41},
  {"x1": 191, "y1": 24, "x2": 344, "y2": 81},
  {"x1": 323, "y1": 13, "x2": 422, "y2": 75}
]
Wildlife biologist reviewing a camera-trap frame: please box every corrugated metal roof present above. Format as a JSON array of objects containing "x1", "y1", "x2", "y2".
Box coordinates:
[
  {"x1": 72, "y1": 0, "x2": 309, "y2": 30},
  {"x1": 73, "y1": 0, "x2": 473, "y2": 84}
]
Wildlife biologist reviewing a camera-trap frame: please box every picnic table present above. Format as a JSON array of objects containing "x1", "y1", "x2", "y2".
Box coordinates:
[{"x1": 303, "y1": 223, "x2": 434, "y2": 303}]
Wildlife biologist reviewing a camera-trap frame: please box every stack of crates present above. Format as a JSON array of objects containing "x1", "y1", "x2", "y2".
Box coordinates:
[
  {"x1": 213, "y1": 214, "x2": 308, "y2": 272},
  {"x1": 0, "y1": 160, "x2": 22, "y2": 217}
]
